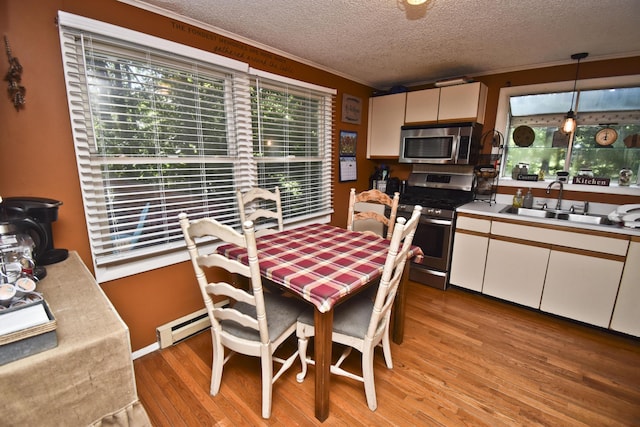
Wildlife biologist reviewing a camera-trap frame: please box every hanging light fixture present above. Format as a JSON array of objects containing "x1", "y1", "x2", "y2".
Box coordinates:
[{"x1": 561, "y1": 52, "x2": 588, "y2": 134}]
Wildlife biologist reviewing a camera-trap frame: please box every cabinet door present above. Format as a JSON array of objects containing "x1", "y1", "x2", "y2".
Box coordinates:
[
  {"x1": 367, "y1": 93, "x2": 406, "y2": 158},
  {"x1": 610, "y1": 240, "x2": 640, "y2": 336},
  {"x1": 450, "y1": 231, "x2": 488, "y2": 292},
  {"x1": 483, "y1": 238, "x2": 549, "y2": 308},
  {"x1": 405, "y1": 88, "x2": 439, "y2": 123},
  {"x1": 438, "y1": 82, "x2": 487, "y2": 124},
  {"x1": 541, "y1": 250, "x2": 623, "y2": 328}
]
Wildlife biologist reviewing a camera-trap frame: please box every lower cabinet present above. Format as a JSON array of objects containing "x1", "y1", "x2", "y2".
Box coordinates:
[
  {"x1": 483, "y1": 237, "x2": 549, "y2": 308},
  {"x1": 450, "y1": 214, "x2": 490, "y2": 292},
  {"x1": 450, "y1": 231, "x2": 488, "y2": 292},
  {"x1": 540, "y1": 249, "x2": 624, "y2": 328},
  {"x1": 610, "y1": 239, "x2": 640, "y2": 336},
  {"x1": 451, "y1": 212, "x2": 637, "y2": 336}
]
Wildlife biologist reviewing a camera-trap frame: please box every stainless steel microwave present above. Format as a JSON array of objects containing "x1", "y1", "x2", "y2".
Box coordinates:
[{"x1": 399, "y1": 122, "x2": 482, "y2": 165}]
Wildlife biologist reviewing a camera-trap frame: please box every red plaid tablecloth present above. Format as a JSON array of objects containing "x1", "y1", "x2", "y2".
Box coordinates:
[{"x1": 216, "y1": 223, "x2": 422, "y2": 313}]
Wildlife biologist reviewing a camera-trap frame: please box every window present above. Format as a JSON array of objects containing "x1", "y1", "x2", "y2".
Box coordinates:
[
  {"x1": 496, "y1": 78, "x2": 640, "y2": 186},
  {"x1": 58, "y1": 12, "x2": 335, "y2": 282},
  {"x1": 251, "y1": 72, "x2": 334, "y2": 222}
]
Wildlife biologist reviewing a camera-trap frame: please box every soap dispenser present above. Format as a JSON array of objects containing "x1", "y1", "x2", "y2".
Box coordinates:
[
  {"x1": 513, "y1": 189, "x2": 523, "y2": 208},
  {"x1": 523, "y1": 188, "x2": 534, "y2": 208}
]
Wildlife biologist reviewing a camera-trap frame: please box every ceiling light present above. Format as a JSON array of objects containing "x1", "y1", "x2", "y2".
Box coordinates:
[
  {"x1": 561, "y1": 52, "x2": 588, "y2": 134},
  {"x1": 406, "y1": 0, "x2": 428, "y2": 4}
]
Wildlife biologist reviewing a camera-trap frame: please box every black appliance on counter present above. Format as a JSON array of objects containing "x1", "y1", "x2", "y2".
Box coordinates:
[
  {"x1": 0, "y1": 197, "x2": 68, "y2": 268},
  {"x1": 394, "y1": 164, "x2": 475, "y2": 290}
]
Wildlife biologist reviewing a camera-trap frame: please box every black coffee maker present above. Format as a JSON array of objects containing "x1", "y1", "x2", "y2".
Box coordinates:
[{"x1": 0, "y1": 197, "x2": 69, "y2": 270}]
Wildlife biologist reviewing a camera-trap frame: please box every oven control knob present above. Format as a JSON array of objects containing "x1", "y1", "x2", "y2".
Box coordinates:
[{"x1": 434, "y1": 209, "x2": 441, "y2": 215}]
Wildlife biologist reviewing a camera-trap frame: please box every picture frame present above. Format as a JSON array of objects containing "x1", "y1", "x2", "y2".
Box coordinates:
[
  {"x1": 341, "y1": 94, "x2": 362, "y2": 124},
  {"x1": 339, "y1": 130, "x2": 357, "y2": 156},
  {"x1": 339, "y1": 130, "x2": 357, "y2": 182}
]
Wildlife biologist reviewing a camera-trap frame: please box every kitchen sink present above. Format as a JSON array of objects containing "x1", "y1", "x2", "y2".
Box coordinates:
[
  {"x1": 501, "y1": 207, "x2": 555, "y2": 218},
  {"x1": 555, "y1": 212, "x2": 612, "y2": 225},
  {"x1": 500, "y1": 206, "x2": 613, "y2": 225}
]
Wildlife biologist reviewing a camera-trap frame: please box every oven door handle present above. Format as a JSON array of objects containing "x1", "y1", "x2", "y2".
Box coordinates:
[{"x1": 419, "y1": 218, "x2": 452, "y2": 226}]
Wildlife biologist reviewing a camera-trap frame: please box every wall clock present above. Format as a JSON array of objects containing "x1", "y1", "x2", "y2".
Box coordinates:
[
  {"x1": 513, "y1": 125, "x2": 535, "y2": 147},
  {"x1": 595, "y1": 126, "x2": 618, "y2": 146}
]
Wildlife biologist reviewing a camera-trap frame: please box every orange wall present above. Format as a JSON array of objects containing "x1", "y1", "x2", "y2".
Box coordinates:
[
  {"x1": 0, "y1": 0, "x2": 373, "y2": 350},
  {"x1": 1, "y1": 0, "x2": 639, "y2": 350}
]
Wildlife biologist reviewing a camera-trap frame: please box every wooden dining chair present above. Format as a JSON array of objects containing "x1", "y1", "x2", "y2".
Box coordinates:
[
  {"x1": 295, "y1": 204, "x2": 422, "y2": 411},
  {"x1": 236, "y1": 187, "x2": 283, "y2": 238},
  {"x1": 347, "y1": 188, "x2": 400, "y2": 239},
  {"x1": 178, "y1": 213, "x2": 304, "y2": 419}
]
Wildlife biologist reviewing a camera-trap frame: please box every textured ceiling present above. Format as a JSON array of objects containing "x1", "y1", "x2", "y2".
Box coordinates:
[{"x1": 122, "y1": 0, "x2": 640, "y2": 90}]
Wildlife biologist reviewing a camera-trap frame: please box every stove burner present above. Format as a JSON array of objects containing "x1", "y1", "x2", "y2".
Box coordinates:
[{"x1": 400, "y1": 186, "x2": 473, "y2": 210}]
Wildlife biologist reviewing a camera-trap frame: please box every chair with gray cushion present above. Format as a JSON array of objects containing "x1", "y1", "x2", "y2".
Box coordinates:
[
  {"x1": 178, "y1": 212, "x2": 304, "y2": 419},
  {"x1": 295, "y1": 205, "x2": 421, "y2": 411}
]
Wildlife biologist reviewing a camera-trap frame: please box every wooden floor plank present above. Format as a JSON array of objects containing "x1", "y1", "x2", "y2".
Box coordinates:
[{"x1": 134, "y1": 281, "x2": 640, "y2": 426}]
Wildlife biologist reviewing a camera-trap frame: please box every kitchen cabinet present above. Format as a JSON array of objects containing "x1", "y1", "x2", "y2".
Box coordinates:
[
  {"x1": 452, "y1": 207, "x2": 638, "y2": 334},
  {"x1": 540, "y1": 248, "x2": 624, "y2": 328},
  {"x1": 450, "y1": 214, "x2": 490, "y2": 292},
  {"x1": 404, "y1": 82, "x2": 488, "y2": 124},
  {"x1": 367, "y1": 92, "x2": 406, "y2": 158},
  {"x1": 404, "y1": 88, "x2": 440, "y2": 123},
  {"x1": 483, "y1": 235, "x2": 549, "y2": 308},
  {"x1": 610, "y1": 238, "x2": 640, "y2": 336},
  {"x1": 535, "y1": 226, "x2": 628, "y2": 328},
  {"x1": 482, "y1": 220, "x2": 552, "y2": 308},
  {"x1": 484, "y1": 218, "x2": 629, "y2": 322}
]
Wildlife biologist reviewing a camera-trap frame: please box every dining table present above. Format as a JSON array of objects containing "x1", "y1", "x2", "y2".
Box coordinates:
[{"x1": 216, "y1": 223, "x2": 422, "y2": 421}]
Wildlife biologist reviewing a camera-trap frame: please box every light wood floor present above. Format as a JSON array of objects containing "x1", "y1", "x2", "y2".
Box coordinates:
[{"x1": 133, "y1": 281, "x2": 640, "y2": 426}]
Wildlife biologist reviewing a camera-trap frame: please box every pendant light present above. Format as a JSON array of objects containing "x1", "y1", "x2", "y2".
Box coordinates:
[{"x1": 561, "y1": 52, "x2": 588, "y2": 134}]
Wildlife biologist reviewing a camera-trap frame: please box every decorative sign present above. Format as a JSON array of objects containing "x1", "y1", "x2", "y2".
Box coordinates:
[
  {"x1": 572, "y1": 176, "x2": 610, "y2": 186},
  {"x1": 169, "y1": 21, "x2": 294, "y2": 74},
  {"x1": 624, "y1": 133, "x2": 640, "y2": 148},
  {"x1": 341, "y1": 94, "x2": 362, "y2": 124},
  {"x1": 552, "y1": 130, "x2": 569, "y2": 148},
  {"x1": 339, "y1": 130, "x2": 357, "y2": 182}
]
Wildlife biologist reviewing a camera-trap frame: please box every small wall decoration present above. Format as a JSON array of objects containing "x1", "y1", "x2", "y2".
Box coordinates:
[
  {"x1": 339, "y1": 130, "x2": 357, "y2": 182},
  {"x1": 341, "y1": 94, "x2": 362, "y2": 124},
  {"x1": 4, "y1": 36, "x2": 26, "y2": 111},
  {"x1": 624, "y1": 133, "x2": 640, "y2": 148},
  {"x1": 551, "y1": 130, "x2": 569, "y2": 148},
  {"x1": 572, "y1": 176, "x2": 610, "y2": 186}
]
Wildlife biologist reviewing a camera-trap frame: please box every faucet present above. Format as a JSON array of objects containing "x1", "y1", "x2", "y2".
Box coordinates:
[{"x1": 546, "y1": 180, "x2": 564, "y2": 210}]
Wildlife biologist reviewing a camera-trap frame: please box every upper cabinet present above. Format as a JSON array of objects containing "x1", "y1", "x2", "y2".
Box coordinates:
[
  {"x1": 404, "y1": 88, "x2": 440, "y2": 123},
  {"x1": 367, "y1": 82, "x2": 488, "y2": 158},
  {"x1": 367, "y1": 92, "x2": 406, "y2": 158},
  {"x1": 405, "y1": 82, "x2": 488, "y2": 124}
]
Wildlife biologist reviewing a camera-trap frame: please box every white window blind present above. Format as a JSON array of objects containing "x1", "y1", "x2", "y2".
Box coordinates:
[
  {"x1": 57, "y1": 12, "x2": 335, "y2": 282},
  {"x1": 250, "y1": 72, "x2": 334, "y2": 223}
]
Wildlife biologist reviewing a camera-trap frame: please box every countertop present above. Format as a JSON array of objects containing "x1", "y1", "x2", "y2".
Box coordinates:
[{"x1": 457, "y1": 200, "x2": 640, "y2": 237}]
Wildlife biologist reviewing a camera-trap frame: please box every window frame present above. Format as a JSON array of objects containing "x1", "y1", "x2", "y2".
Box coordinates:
[
  {"x1": 57, "y1": 11, "x2": 335, "y2": 283},
  {"x1": 495, "y1": 74, "x2": 640, "y2": 195}
]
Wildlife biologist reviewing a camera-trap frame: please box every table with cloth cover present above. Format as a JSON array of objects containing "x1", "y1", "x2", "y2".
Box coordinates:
[
  {"x1": 216, "y1": 223, "x2": 422, "y2": 421},
  {"x1": 0, "y1": 251, "x2": 151, "y2": 427}
]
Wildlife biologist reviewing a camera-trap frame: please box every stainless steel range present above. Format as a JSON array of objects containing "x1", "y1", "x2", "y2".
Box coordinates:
[{"x1": 395, "y1": 164, "x2": 475, "y2": 290}]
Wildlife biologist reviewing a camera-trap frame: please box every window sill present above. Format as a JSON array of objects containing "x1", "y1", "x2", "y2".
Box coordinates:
[{"x1": 498, "y1": 178, "x2": 640, "y2": 196}]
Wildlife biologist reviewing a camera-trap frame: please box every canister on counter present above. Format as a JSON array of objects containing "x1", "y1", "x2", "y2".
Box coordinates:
[{"x1": 619, "y1": 167, "x2": 632, "y2": 186}]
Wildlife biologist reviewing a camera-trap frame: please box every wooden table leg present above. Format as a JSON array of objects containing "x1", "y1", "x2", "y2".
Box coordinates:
[
  {"x1": 314, "y1": 308, "x2": 333, "y2": 421},
  {"x1": 392, "y1": 263, "x2": 410, "y2": 344}
]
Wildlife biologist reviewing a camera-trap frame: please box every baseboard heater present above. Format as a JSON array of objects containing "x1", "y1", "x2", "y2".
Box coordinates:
[{"x1": 156, "y1": 308, "x2": 211, "y2": 349}]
